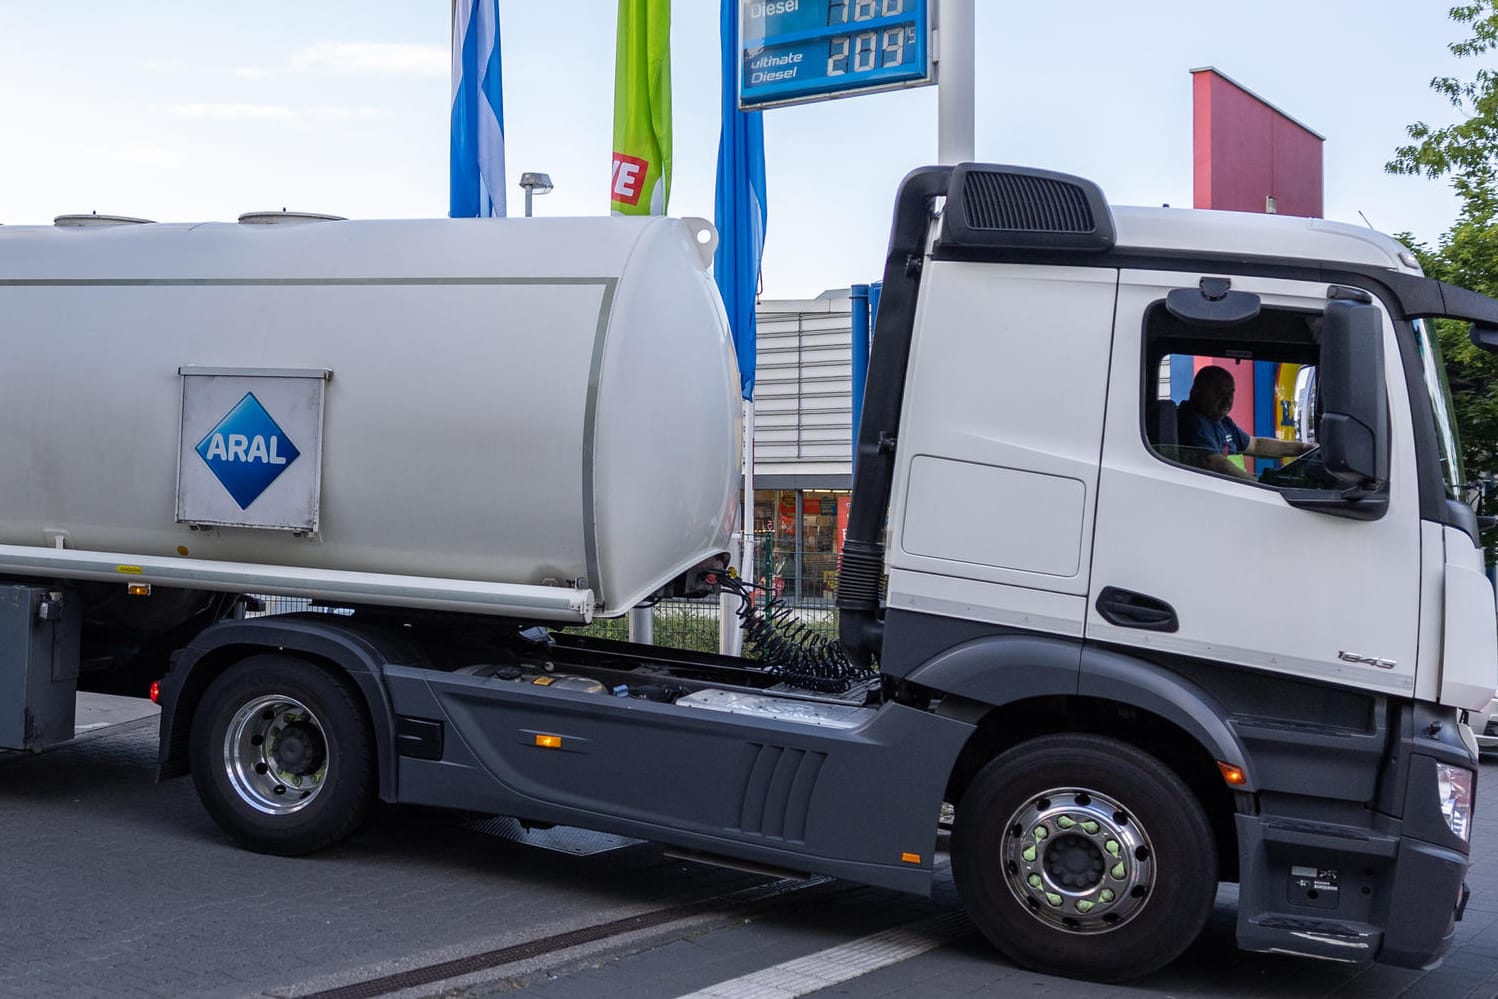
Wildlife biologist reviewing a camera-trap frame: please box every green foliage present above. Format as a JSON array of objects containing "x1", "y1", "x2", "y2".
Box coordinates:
[
  {"x1": 563, "y1": 606, "x2": 722, "y2": 653},
  {"x1": 1401, "y1": 231, "x2": 1498, "y2": 485},
  {"x1": 1389, "y1": 4, "x2": 1498, "y2": 545},
  {"x1": 1389, "y1": 3, "x2": 1498, "y2": 205}
]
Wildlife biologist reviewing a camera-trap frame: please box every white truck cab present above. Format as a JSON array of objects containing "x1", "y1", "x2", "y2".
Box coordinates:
[{"x1": 838, "y1": 164, "x2": 1498, "y2": 977}]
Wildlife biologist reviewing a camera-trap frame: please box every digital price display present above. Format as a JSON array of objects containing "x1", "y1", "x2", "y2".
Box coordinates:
[{"x1": 739, "y1": 0, "x2": 932, "y2": 111}]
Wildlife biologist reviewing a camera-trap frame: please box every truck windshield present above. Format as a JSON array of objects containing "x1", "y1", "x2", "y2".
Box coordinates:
[{"x1": 1411, "y1": 318, "x2": 1466, "y2": 503}]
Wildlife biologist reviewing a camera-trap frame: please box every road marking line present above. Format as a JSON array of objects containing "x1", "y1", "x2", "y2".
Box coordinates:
[{"x1": 674, "y1": 910, "x2": 971, "y2": 999}]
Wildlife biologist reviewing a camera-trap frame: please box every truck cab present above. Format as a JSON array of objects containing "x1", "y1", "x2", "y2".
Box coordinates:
[{"x1": 838, "y1": 164, "x2": 1498, "y2": 978}]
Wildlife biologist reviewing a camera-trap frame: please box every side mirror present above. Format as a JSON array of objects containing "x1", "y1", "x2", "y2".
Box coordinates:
[
  {"x1": 1471, "y1": 322, "x2": 1498, "y2": 353},
  {"x1": 1318, "y1": 299, "x2": 1388, "y2": 494}
]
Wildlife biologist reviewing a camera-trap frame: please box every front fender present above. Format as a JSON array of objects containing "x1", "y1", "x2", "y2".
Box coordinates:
[
  {"x1": 1079, "y1": 646, "x2": 1256, "y2": 791},
  {"x1": 904, "y1": 633, "x2": 1255, "y2": 790},
  {"x1": 904, "y1": 633, "x2": 1082, "y2": 704}
]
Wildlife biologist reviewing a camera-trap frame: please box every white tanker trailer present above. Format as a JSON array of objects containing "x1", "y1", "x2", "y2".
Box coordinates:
[
  {"x1": 3, "y1": 164, "x2": 1496, "y2": 984},
  {"x1": 0, "y1": 211, "x2": 739, "y2": 624}
]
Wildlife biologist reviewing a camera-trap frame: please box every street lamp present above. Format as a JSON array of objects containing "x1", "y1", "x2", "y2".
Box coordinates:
[{"x1": 518, "y1": 172, "x2": 553, "y2": 218}]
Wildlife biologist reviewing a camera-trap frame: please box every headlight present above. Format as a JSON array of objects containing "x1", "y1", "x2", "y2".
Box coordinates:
[{"x1": 1435, "y1": 763, "x2": 1474, "y2": 842}]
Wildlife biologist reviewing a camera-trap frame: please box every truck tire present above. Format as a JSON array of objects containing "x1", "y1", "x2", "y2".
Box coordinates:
[
  {"x1": 952, "y1": 734, "x2": 1217, "y2": 982},
  {"x1": 189, "y1": 655, "x2": 375, "y2": 855}
]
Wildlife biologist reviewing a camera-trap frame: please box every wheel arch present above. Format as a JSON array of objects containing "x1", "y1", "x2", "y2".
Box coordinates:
[
  {"x1": 907, "y1": 636, "x2": 1251, "y2": 881},
  {"x1": 157, "y1": 615, "x2": 405, "y2": 802}
]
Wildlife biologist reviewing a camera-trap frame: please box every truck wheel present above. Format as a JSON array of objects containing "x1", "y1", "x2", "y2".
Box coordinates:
[
  {"x1": 952, "y1": 734, "x2": 1217, "y2": 982},
  {"x1": 189, "y1": 655, "x2": 374, "y2": 855}
]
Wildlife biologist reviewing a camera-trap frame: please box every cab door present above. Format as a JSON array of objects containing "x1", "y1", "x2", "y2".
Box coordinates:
[{"x1": 1086, "y1": 271, "x2": 1421, "y2": 700}]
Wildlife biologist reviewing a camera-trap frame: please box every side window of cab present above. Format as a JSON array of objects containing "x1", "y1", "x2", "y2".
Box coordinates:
[{"x1": 1143, "y1": 300, "x2": 1331, "y2": 490}]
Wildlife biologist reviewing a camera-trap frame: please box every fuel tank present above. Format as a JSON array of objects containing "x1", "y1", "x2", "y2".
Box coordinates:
[{"x1": 0, "y1": 213, "x2": 740, "y2": 620}]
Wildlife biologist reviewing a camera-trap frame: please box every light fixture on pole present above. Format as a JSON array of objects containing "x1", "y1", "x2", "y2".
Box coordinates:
[{"x1": 518, "y1": 172, "x2": 554, "y2": 217}]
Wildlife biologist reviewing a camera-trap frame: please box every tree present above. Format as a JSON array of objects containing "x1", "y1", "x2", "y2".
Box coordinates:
[
  {"x1": 1389, "y1": 3, "x2": 1498, "y2": 530},
  {"x1": 1389, "y1": 3, "x2": 1498, "y2": 202},
  {"x1": 1400, "y1": 228, "x2": 1498, "y2": 494}
]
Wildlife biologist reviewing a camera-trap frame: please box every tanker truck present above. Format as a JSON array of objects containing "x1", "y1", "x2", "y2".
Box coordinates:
[{"x1": 1, "y1": 163, "x2": 1495, "y2": 982}]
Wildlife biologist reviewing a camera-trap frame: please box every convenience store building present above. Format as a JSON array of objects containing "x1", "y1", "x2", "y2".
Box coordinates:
[{"x1": 751, "y1": 289, "x2": 856, "y2": 602}]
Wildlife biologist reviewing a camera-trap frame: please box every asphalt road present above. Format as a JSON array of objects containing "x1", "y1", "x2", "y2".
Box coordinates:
[{"x1": 1, "y1": 704, "x2": 1495, "y2": 999}]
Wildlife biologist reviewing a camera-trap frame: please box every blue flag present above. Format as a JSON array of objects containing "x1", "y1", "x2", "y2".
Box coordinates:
[
  {"x1": 450, "y1": 0, "x2": 506, "y2": 217},
  {"x1": 713, "y1": 0, "x2": 766, "y2": 401}
]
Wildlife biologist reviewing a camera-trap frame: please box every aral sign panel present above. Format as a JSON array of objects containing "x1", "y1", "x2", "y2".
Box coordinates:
[
  {"x1": 176, "y1": 367, "x2": 330, "y2": 533},
  {"x1": 739, "y1": 0, "x2": 932, "y2": 111}
]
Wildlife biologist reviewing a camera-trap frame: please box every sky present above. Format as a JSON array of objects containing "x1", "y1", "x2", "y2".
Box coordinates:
[{"x1": 0, "y1": 2, "x2": 1478, "y2": 299}]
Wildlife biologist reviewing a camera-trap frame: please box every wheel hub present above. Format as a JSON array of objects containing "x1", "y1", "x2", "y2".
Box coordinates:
[
  {"x1": 224, "y1": 695, "x2": 330, "y2": 815},
  {"x1": 1044, "y1": 832, "x2": 1105, "y2": 890},
  {"x1": 271, "y1": 723, "x2": 320, "y2": 774},
  {"x1": 1000, "y1": 788, "x2": 1155, "y2": 934}
]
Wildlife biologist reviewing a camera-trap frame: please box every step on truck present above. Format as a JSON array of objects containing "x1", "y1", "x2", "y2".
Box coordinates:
[{"x1": 1, "y1": 164, "x2": 1495, "y2": 982}]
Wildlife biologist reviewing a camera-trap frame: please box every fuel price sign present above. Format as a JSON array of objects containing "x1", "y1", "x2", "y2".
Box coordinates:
[{"x1": 739, "y1": 0, "x2": 932, "y2": 111}]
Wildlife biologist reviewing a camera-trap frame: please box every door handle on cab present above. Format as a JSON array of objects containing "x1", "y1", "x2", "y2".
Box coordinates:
[{"x1": 1096, "y1": 587, "x2": 1179, "y2": 632}]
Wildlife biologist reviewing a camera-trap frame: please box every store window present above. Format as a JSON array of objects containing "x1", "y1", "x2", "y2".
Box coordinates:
[
  {"x1": 751, "y1": 489, "x2": 851, "y2": 601},
  {"x1": 800, "y1": 490, "x2": 848, "y2": 600}
]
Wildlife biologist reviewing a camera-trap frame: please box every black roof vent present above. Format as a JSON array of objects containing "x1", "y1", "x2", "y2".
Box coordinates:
[{"x1": 938, "y1": 164, "x2": 1115, "y2": 253}]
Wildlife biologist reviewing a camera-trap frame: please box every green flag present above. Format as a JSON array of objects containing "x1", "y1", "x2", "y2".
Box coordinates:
[{"x1": 611, "y1": 0, "x2": 671, "y2": 215}]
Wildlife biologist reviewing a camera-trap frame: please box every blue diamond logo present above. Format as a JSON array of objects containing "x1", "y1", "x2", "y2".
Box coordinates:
[{"x1": 194, "y1": 392, "x2": 301, "y2": 510}]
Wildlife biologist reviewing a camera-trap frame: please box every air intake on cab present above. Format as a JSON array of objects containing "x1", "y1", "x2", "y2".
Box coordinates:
[{"x1": 938, "y1": 164, "x2": 1115, "y2": 253}]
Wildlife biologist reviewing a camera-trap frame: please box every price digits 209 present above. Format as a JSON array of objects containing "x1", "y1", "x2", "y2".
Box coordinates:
[{"x1": 826, "y1": 1, "x2": 912, "y2": 77}]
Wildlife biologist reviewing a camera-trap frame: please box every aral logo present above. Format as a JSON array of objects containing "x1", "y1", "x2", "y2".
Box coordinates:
[{"x1": 194, "y1": 392, "x2": 301, "y2": 510}]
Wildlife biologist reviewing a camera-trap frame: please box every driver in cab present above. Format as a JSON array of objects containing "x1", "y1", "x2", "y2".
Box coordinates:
[{"x1": 1176, "y1": 365, "x2": 1313, "y2": 480}]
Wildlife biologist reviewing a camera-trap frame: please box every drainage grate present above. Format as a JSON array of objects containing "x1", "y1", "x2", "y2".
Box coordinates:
[{"x1": 296, "y1": 876, "x2": 841, "y2": 999}]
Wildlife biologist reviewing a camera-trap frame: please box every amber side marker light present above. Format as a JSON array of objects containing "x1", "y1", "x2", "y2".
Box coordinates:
[
  {"x1": 535, "y1": 734, "x2": 563, "y2": 749},
  {"x1": 1217, "y1": 761, "x2": 1247, "y2": 786},
  {"x1": 900, "y1": 852, "x2": 922, "y2": 865},
  {"x1": 127, "y1": 582, "x2": 152, "y2": 597}
]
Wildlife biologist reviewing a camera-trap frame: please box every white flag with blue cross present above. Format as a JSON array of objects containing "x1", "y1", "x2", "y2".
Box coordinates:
[{"x1": 450, "y1": 0, "x2": 506, "y2": 217}]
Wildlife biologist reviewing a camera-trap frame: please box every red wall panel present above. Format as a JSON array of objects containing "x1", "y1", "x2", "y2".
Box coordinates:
[{"x1": 1192, "y1": 68, "x2": 1323, "y2": 218}]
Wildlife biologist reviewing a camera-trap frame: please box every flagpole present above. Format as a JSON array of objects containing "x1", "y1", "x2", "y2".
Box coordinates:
[
  {"x1": 743, "y1": 398, "x2": 755, "y2": 596},
  {"x1": 615, "y1": 0, "x2": 673, "y2": 643},
  {"x1": 720, "y1": 399, "x2": 752, "y2": 656},
  {"x1": 713, "y1": 0, "x2": 765, "y2": 658},
  {"x1": 937, "y1": 0, "x2": 975, "y2": 164}
]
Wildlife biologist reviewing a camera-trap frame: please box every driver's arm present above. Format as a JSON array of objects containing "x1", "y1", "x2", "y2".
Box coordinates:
[
  {"x1": 1244, "y1": 436, "x2": 1314, "y2": 459},
  {"x1": 1201, "y1": 452, "x2": 1255, "y2": 479}
]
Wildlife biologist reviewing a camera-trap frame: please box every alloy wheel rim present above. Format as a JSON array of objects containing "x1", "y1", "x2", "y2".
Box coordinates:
[
  {"x1": 223, "y1": 694, "x2": 330, "y2": 815},
  {"x1": 998, "y1": 786, "x2": 1155, "y2": 934}
]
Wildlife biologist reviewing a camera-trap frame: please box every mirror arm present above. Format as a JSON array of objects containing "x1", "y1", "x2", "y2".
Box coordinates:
[{"x1": 1282, "y1": 488, "x2": 1389, "y2": 521}]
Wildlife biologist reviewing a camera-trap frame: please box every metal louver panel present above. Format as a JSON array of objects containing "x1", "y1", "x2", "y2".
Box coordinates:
[
  {"x1": 938, "y1": 163, "x2": 1115, "y2": 252},
  {"x1": 961, "y1": 170, "x2": 1096, "y2": 233}
]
